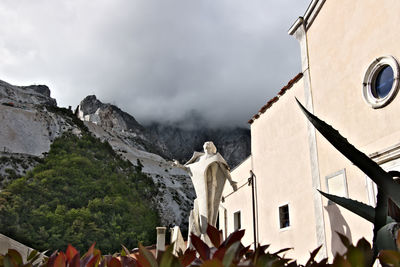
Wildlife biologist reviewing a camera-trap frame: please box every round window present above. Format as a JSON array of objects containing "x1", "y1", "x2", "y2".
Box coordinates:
[{"x1": 362, "y1": 56, "x2": 400, "y2": 108}]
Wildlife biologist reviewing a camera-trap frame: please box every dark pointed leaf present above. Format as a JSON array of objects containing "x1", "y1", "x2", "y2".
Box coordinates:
[
  {"x1": 206, "y1": 224, "x2": 221, "y2": 248},
  {"x1": 190, "y1": 234, "x2": 210, "y2": 261},
  {"x1": 273, "y1": 247, "x2": 292, "y2": 255},
  {"x1": 238, "y1": 245, "x2": 250, "y2": 259},
  {"x1": 319, "y1": 190, "x2": 376, "y2": 223},
  {"x1": 305, "y1": 245, "x2": 321, "y2": 266},
  {"x1": 373, "y1": 188, "x2": 390, "y2": 256},
  {"x1": 220, "y1": 230, "x2": 245, "y2": 249},
  {"x1": 297, "y1": 99, "x2": 400, "y2": 208},
  {"x1": 337, "y1": 232, "x2": 351, "y2": 248},
  {"x1": 178, "y1": 249, "x2": 196, "y2": 267}
]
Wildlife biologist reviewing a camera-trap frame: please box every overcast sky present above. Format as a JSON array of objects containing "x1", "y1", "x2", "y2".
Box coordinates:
[{"x1": 0, "y1": 0, "x2": 310, "y2": 127}]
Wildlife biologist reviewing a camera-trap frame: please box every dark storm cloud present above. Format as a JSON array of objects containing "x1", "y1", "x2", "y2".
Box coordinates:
[{"x1": 0, "y1": 0, "x2": 310, "y2": 126}]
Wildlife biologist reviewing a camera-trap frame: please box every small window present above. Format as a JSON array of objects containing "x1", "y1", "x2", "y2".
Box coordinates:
[
  {"x1": 279, "y1": 204, "x2": 290, "y2": 229},
  {"x1": 362, "y1": 56, "x2": 400, "y2": 108},
  {"x1": 326, "y1": 169, "x2": 348, "y2": 200},
  {"x1": 234, "y1": 211, "x2": 241, "y2": 230}
]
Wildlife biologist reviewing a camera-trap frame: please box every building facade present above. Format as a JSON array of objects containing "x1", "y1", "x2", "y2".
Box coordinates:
[{"x1": 220, "y1": 0, "x2": 400, "y2": 262}]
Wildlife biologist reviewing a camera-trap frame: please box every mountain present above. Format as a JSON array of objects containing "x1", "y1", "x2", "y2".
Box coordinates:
[{"x1": 0, "y1": 80, "x2": 251, "y2": 241}]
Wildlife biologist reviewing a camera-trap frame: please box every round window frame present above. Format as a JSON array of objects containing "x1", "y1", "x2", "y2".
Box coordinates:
[{"x1": 362, "y1": 56, "x2": 400, "y2": 109}]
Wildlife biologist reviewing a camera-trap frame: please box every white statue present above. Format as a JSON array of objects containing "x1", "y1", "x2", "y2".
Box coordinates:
[{"x1": 173, "y1": 141, "x2": 238, "y2": 246}]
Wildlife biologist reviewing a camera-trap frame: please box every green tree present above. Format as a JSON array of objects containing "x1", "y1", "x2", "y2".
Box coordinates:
[{"x1": 0, "y1": 133, "x2": 159, "y2": 254}]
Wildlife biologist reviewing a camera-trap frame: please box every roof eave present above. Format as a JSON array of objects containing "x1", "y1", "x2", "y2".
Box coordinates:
[{"x1": 288, "y1": 0, "x2": 326, "y2": 35}]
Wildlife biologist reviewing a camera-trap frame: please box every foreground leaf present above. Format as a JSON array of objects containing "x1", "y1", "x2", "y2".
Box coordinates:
[{"x1": 297, "y1": 99, "x2": 400, "y2": 208}]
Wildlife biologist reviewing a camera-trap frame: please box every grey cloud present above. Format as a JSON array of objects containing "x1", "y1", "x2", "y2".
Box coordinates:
[{"x1": 0, "y1": 0, "x2": 310, "y2": 127}]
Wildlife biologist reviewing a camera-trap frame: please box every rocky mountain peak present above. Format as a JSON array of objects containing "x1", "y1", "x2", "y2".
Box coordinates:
[
  {"x1": 78, "y1": 95, "x2": 143, "y2": 132},
  {"x1": 20, "y1": 85, "x2": 51, "y2": 97},
  {"x1": 78, "y1": 95, "x2": 104, "y2": 115},
  {"x1": 0, "y1": 80, "x2": 57, "y2": 106}
]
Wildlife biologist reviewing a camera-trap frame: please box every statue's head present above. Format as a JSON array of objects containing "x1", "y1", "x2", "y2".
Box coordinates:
[{"x1": 203, "y1": 141, "x2": 217, "y2": 155}]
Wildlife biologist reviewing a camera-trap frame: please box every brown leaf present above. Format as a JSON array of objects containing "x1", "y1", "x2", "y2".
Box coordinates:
[
  {"x1": 179, "y1": 249, "x2": 196, "y2": 267},
  {"x1": 206, "y1": 224, "x2": 221, "y2": 248},
  {"x1": 190, "y1": 234, "x2": 211, "y2": 261}
]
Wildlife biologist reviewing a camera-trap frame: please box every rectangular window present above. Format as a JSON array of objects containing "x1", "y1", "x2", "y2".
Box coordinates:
[
  {"x1": 234, "y1": 211, "x2": 241, "y2": 230},
  {"x1": 279, "y1": 204, "x2": 290, "y2": 229},
  {"x1": 326, "y1": 169, "x2": 348, "y2": 201}
]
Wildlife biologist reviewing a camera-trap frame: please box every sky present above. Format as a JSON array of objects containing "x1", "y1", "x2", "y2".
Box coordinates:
[{"x1": 0, "y1": 0, "x2": 310, "y2": 127}]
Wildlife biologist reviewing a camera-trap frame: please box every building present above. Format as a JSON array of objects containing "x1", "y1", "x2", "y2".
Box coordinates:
[{"x1": 219, "y1": 0, "x2": 400, "y2": 262}]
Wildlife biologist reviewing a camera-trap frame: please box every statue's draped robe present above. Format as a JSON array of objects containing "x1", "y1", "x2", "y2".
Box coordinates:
[{"x1": 185, "y1": 152, "x2": 230, "y2": 240}]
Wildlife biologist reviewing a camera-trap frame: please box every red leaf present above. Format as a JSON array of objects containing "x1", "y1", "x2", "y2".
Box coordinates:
[
  {"x1": 221, "y1": 230, "x2": 245, "y2": 248},
  {"x1": 47, "y1": 250, "x2": 58, "y2": 267},
  {"x1": 136, "y1": 254, "x2": 151, "y2": 267},
  {"x1": 212, "y1": 247, "x2": 226, "y2": 261},
  {"x1": 86, "y1": 254, "x2": 100, "y2": 267},
  {"x1": 66, "y1": 244, "x2": 79, "y2": 262},
  {"x1": 87, "y1": 243, "x2": 96, "y2": 256},
  {"x1": 179, "y1": 249, "x2": 196, "y2": 267},
  {"x1": 109, "y1": 257, "x2": 122, "y2": 267},
  {"x1": 206, "y1": 224, "x2": 221, "y2": 248},
  {"x1": 54, "y1": 252, "x2": 66, "y2": 267},
  {"x1": 69, "y1": 253, "x2": 80, "y2": 267},
  {"x1": 190, "y1": 234, "x2": 210, "y2": 261},
  {"x1": 121, "y1": 256, "x2": 137, "y2": 267}
]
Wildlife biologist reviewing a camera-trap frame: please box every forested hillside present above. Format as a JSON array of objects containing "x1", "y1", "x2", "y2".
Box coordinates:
[{"x1": 0, "y1": 132, "x2": 159, "y2": 253}]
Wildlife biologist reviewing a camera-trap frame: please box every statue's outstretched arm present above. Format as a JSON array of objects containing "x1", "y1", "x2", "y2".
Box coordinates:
[
  {"x1": 219, "y1": 162, "x2": 238, "y2": 191},
  {"x1": 172, "y1": 159, "x2": 190, "y2": 173}
]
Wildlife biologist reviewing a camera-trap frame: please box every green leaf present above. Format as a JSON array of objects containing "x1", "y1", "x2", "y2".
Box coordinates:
[
  {"x1": 376, "y1": 223, "x2": 400, "y2": 251},
  {"x1": 160, "y1": 245, "x2": 182, "y2": 267},
  {"x1": 26, "y1": 250, "x2": 38, "y2": 262},
  {"x1": 374, "y1": 188, "x2": 389, "y2": 256},
  {"x1": 222, "y1": 241, "x2": 240, "y2": 267},
  {"x1": 297, "y1": 99, "x2": 400, "y2": 208},
  {"x1": 120, "y1": 245, "x2": 130, "y2": 257},
  {"x1": 319, "y1": 190, "x2": 375, "y2": 223}
]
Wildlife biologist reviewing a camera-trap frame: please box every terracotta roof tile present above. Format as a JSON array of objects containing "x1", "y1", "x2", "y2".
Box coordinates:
[{"x1": 249, "y1": 73, "x2": 303, "y2": 124}]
